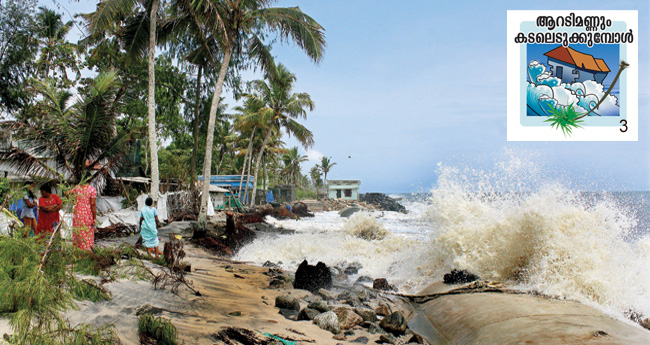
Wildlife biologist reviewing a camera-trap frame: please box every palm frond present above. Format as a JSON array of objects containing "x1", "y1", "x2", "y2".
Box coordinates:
[
  {"x1": 121, "y1": 10, "x2": 150, "y2": 59},
  {"x1": 283, "y1": 118, "x2": 314, "y2": 149},
  {"x1": 250, "y1": 6, "x2": 326, "y2": 63},
  {"x1": 86, "y1": 0, "x2": 139, "y2": 34}
]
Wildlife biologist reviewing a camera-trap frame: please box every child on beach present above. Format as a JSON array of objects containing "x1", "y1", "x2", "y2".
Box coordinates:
[
  {"x1": 139, "y1": 197, "x2": 161, "y2": 258},
  {"x1": 20, "y1": 181, "x2": 37, "y2": 235}
]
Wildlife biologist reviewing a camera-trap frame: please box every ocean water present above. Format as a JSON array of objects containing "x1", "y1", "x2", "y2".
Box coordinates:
[{"x1": 235, "y1": 159, "x2": 650, "y2": 321}]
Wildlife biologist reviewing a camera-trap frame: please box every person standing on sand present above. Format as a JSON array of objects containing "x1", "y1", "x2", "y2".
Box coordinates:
[
  {"x1": 36, "y1": 184, "x2": 63, "y2": 236},
  {"x1": 139, "y1": 197, "x2": 161, "y2": 258},
  {"x1": 70, "y1": 183, "x2": 97, "y2": 250},
  {"x1": 20, "y1": 181, "x2": 38, "y2": 235}
]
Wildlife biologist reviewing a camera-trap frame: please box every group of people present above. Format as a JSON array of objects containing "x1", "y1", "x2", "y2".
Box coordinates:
[
  {"x1": 20, "y1": 182, "x2": 97, "y2": 250},
  {"x1": 19, "y1": 181, "x2": 161, "y2": 256}
]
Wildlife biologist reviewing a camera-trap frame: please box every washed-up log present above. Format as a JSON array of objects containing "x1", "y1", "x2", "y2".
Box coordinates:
[
  {"x1": 96, "y1": 223, "x2": 136, "y2": 239},
  {"x1": 239, "y1": 213, "x2": 266, "y2": 224},
  {"x1": 194, "y1": 237, "x2": 232, "y2": 256},
  {"x1": 292, "y1": 202, "x2": 315, "y2": 217},
  {"x1": 191, "y1": 212, "x2": 255, "y2": 256},
  {"x1": 256, "y1": 204, "x2": 295, "y2": 219},
  {"x1": 211, "y1": 327, "x2": 278, "y2": 345}
]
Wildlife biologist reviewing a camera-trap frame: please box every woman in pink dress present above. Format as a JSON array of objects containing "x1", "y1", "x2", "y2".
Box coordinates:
[{"x1": 70, "y1": 184, "x2": 97, "y2": 250}]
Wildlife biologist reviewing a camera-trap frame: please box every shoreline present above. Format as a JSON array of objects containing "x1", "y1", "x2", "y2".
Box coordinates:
[{"x1": 3, "y1": 213, "x2": 650, "y2": 344}]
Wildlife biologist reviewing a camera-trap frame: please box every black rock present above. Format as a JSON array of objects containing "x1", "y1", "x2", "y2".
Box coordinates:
[
  {"x1": 269, "y1": 278, "x2": 285, "y2": 287},
  {"x1": 344, "y1": 262, "x2": 362, "y2": 275},
  {"x1": 308, "y1": 301, "x2": 330, "y2": 313},
  {"x1": 293, "y1": 260, "x2": 333, "y2": 294},
  {"x1": 355, "y1": 276, "x2": 374, "y2": 284},
  {"x1": 278, "y1": 308, "x2": 298, "y2": 321},
  {"x1": 337, "y1": 291, "x2": 361, "y2": 307},
  {"x1": 443, "y1": 269, "x2": 479, "y2": 284},
  {"x1": 263, "y1": 260, "x2": 279, "y2": 268},
  {"x1": 351, "y1": 336, "x2": 369, "y2": 344},
  {"x1": 297, "y1": 308, "x2": 321, "y2": 321},
  {"x1": 379, "y1": 312, "x2": 407, "y2": 335},
  {"x1": 377, "y1": 334, "x2": 397, "y2": 344},
  {"x1": 360, "y1": 193, "x2": 407, "y2": 213},
  {"x1": 373, "y1": 278, "x2": 390, "y2": 290},
  {"x1": 275, "y1": 295, "x2": 300, "y2": 311}
]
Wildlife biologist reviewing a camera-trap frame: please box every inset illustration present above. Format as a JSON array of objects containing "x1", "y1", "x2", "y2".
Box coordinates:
[{"x1": 507, "y1": 11, "x2": 638, "y2": 141}]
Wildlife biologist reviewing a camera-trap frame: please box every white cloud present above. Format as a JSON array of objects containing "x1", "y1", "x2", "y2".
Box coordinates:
[{"x1": 305, "y1": 149, "x2": 324, "y2": 164}]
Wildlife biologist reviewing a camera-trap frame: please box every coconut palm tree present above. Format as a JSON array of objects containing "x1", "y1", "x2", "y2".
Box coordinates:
[
  {"x1": 35, "y1": 7, "x2": 79, "y2": 85},
  {"x1": 0, "y1": 71, "x2": 132, "y2": 186},
  {"x1": 174, "y1": 0, "x2": 325, "y2": 221},
  {"x1": 242, "y1": 63, "x2": 314, "y2": 206},
  {"x1": 309, "y1": 165, "x2": 322, "y2": 198},
  {"x1": 83, "y1": 0, "x2": 162, "y2": 202},
  {"x1": 282, "y1": 147, "x2": 307, "y2": 186},
  {"x1": 318, "y1": 156, "x2": 336, "y2": 194}
]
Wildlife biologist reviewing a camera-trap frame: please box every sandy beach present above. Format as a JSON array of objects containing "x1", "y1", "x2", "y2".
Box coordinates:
[{"x1": 1, "y1": 220, "x2": 406, "y2": 345}]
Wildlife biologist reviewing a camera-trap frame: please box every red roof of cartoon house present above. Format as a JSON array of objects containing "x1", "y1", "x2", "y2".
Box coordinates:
[{"x1": 544, "y1": 46, "x2": 610, "y2": 73}]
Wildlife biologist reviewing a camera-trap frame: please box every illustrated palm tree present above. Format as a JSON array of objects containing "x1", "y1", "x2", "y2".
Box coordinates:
[
  {"x1": 0, "y1": 71, "x2": 132, "y2": 185},
  {"x1": 242, "y1": 63, "x2": 315, "y2": 206},
  {"x1": 83, "y1": 0, "x2": 163, "y2": 202},
  {"x1": 174, "y1": 0, "x2": 325, "y2": 221},
  {"x1": 318, "y1": 156, "x2": 336, "y2": 194},
  {"x1": 282, "y1": 146, "x2": 307, "y2": 186}
]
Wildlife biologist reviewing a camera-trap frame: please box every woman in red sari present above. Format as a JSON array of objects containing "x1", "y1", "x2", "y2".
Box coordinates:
[
  {"x1": 70, "y1": 183, "x2": 97, "y2": 250},
  {"x1": 36, "y1": 184, "x2": 63, "y2": 236}
]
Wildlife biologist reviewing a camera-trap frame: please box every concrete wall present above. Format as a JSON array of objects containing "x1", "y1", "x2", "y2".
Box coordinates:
[{"x1": 327, "y1": 184, "x2": 360, "y2": 200}]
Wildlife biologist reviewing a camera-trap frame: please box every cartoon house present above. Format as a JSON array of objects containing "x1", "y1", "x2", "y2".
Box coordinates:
[{"x1": 544, "y1": 46, "x2": 610, "y2": 84}]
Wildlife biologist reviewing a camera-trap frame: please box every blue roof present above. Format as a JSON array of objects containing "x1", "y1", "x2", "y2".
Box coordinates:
[{"x1": 198, "y1": 175, "x2": 255, "y2": 189}]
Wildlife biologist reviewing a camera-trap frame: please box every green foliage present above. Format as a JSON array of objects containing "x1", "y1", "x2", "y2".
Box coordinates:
[
  {"x1": 34, "y1": 7, "x2": 80, "y2": 88},
  {"x1": 282, "y1": 147, "x2": 307, "y2": 186},
  {"x1": 1, "y1": 72, "x2": 133, "y2": 184},
  {"x1": 0, "y1": 0, "x2": 39, "y2": 115},
  {"x1": 120, "y1": 187, "x2": 140, "y2": 209},
  {"x1": 0, "y1": 232, "x2": 119, "y2": 344},
  {"x1": 544, "y1": 103, "x2": 584, "y2": 137},
  {"x1": 71, "y1": 247, "x2": 120, "y2": 276},
  {"x1": 296, "y1": 188, "x2": 316, "y2": 200},
  {"x1": 138, "y1": 313, "x2": 178, "y2": 345},
  {"x1": 69, "y1": 279, "x2": 111, "y2": 303}
]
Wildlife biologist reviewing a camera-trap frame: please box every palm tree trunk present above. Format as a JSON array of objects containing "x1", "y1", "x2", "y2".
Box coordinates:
[
  {"x1": 238, "y1": 126, "x2": 256, "y2": 202},
  {"x1": 244, "y1": 145, "x2": 254, "y2": 203},
  {"x1": 148, "y1": 0, "x2": 160, "y2": 204},
  {"x1": 199, "y1": 46, "x2": 233, "y2": 223},
  {"x1": 249, "y1": 127, "x2": 273, "y2": 207},
  {"x1": 262, "y1": 155, "x2": 266, "y2": 192},
  {"x1": 191, "y1": 64, "x2": 203, "y2": 196}
]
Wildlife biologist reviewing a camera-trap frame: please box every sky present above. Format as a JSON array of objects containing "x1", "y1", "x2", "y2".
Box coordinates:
[{"x1": 44, "y1": 0, "x2": 650, "y2": 193}]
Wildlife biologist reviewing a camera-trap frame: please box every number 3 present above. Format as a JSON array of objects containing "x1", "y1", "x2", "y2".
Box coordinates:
[{"x1": 620, "y1": 119, "x2": 628, "y2": 133}]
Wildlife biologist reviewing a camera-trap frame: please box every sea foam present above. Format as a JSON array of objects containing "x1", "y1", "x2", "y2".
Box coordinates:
[{"x1": 236, "y1": 152, "x2": 650, "y2": 318}]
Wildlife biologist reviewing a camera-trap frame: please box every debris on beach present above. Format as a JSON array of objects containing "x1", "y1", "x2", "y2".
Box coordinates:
[
  {"x1": 293, "y1": 260, "x2": 333, "y2": 293},
  {"x1": 96, "y1": 222, "x2": 137, "y2": 239},
  {"x1": 191, "y1": 212, "x2": 256, "y2": 256},
  {"x1": 291, "y1": 202, "x2": 314, "y2": 217},
  {"x1": 211, "y1": 327, "x2": 283, "y2": 345},
  {"x1": 443, "y1": 269, "x2": 480, "y2": 284}
]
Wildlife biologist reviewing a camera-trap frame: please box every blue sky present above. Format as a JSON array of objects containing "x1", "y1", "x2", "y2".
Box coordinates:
[{"x1": 47, "y1": 0, "x2": 650, "y2": 193}]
